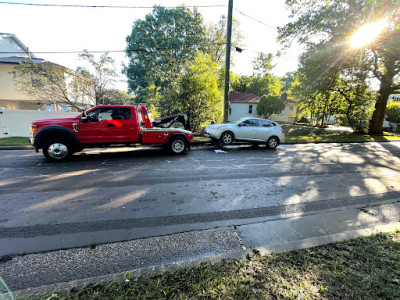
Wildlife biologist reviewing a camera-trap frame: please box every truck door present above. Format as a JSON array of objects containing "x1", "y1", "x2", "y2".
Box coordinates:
[{"x1": 78, "y1": 107, "x2": 139, "y2": 144}]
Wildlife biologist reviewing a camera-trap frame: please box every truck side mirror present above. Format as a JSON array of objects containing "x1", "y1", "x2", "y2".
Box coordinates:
[{"x1": 80, "y1": 111, "x2": 88, "y2": 122}]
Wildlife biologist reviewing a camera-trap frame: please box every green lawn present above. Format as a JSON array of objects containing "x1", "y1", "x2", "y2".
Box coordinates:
[
  {"x1": 21, "y1": 230, "x2": 400, "y2": 300},
  {"x1": 281, "y1": 124, "x2": 399, "y2": 143},
  {"x1": 0, "y1": 137, "x2": 30, "y2": 146}
]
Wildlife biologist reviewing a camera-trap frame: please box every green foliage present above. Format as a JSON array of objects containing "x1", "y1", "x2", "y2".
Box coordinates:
[
  {"x1": 78, "y1": 50, "x2": 118, "y2": 105},
  {"x1": 102, "y1": 90, "x2": 135, "y2": 105},
  {"x1": 231, "y1": 53, "x2": 282, "y2": 98},
  {"x1": 124, "y1": 6, "x2": 241, "y2": 124},
  {"x1": 252, "y1": 53, "x2": 274, "y2": 76},
  {"x1": 13, "y1": 59, "x2": 85, "y2": 109},
  {"x1": 385, "y1": 101, "x2": 400, "y2": 131},
  {"x1": 256, "y1": 95, "x2": 285, "y2": 119},
  {"x1": 279, "y1": 0, "x2": 400, "y2": 133},
  {"x1": 124, "y1": 6, "x2": 206, "y2": 94},
  {"x1": 13, "y1": 51, "x2": 120, "y2": 109},
  {"x1": 281, "y1": 72, "x2": 296, "y2": 93},
  {"x1": 204, "y1": 16, "x2": 243, "y2": 68},
  {"x1": 167, "y1": 51, "x2": 223, "y2": 131}
]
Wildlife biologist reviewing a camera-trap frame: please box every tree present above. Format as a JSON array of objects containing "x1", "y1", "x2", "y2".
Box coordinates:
[
  {"x1": 385, "y1": 101, "x2": 400, "y2": 132},
  {"x1": 13, "y1": 59, "x2": 90, "y2": 110},
  {"x1": 256, "y1": 95, "x2": 285, "y2": 119},
  {"x1": 102, "y1": 90, "x2": 135, "y2": 105},
  {"x1": 167, "y1": 51, "x2": 223, "y2": 131},
  {"x1": 78, "y1": 50, "x2": 118, "y2": 105},
  {"x1": 279, "y1": 0, "x2": 400, "y2": 134},
  {"x1": 124, "y1": 6, "x2": 206, "y2": 96},
  {"x1": 231, "y1": 53, "x2": 282, "y2": 97},
  {"x1": 281, "y1": 72, "x2": 296, "y2": 93},
  {"x1": 204, "y1": 15, "x2": 243, "y2": 68},
  {"x1": 13, "y1": 50, "x2": 119, "y2": 109}
]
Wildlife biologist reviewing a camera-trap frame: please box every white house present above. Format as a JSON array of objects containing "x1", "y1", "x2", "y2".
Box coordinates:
[{"x1": 229, "y1": 92, "x2": 298, "y2": 124}]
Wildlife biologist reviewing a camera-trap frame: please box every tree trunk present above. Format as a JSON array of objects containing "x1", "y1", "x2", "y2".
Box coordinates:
[
  {"x1": 369, "y1": 79, "x2": 393, "y2": 134},
  {"x1": 369, "y1": 62, "x2": 395, "y2": 134}
]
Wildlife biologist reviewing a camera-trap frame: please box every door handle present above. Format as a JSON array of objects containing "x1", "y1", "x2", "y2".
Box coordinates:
[{"x1": 108, "y1": 123, "x2": 115, "y2": 127}]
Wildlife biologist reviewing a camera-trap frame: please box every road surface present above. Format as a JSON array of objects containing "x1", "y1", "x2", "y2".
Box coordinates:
[{"x1": 1, "y1": 142, "x2": 399, "y2": 256}]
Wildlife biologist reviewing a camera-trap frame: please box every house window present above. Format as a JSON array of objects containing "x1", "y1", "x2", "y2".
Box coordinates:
[{"x1": 248, "y1": 105, "x2": 253, "y2": 114}]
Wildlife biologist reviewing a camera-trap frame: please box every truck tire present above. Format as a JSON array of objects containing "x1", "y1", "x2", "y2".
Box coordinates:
[
  {"x1": 168, "y1": 136, "x2": 187, "y2": 154},
  {"x1": 43, "y1": 139, "x2": 71, "y2": 161}
]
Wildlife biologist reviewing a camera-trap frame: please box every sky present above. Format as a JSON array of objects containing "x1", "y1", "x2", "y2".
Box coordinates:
[{"x1": 0, "y1": 0, "x2": 302, "y2": 91}]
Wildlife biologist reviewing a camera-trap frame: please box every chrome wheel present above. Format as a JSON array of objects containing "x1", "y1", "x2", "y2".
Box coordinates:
[
  {"x1": 43, "y1": 139, "x2": 71, "y2": 161},
  {"x1": 48, "y1": 143, "x2": 68, "y2": 159}
]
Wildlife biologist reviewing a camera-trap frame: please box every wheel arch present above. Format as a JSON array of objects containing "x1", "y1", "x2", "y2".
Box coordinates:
[
  {"x1": 220, "y1": 130, "x2": 235, "y2": 139},
  {"x1": 268, "y1": 135, "x2": 281, "y2": 145},
  {"x1": 266, "y1": 135, "x2": 281, "y2": 149},
  {"x1": 34, "y1": 126, "x2": 80, "y2": 149},
  {"x1": 166, "y1": 133, "x2": 190, "y2": 148}
]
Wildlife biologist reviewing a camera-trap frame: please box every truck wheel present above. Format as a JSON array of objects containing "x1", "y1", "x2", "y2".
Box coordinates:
[
  {"x1": 43, "y1": 139, "x2": 71, "y2": 161},
  {"x1": 220, "y1": 131, "x2": 234, "y2": 145},
  {"x1": 168, "y1": 136, "x2": 187, "y2": 154}
]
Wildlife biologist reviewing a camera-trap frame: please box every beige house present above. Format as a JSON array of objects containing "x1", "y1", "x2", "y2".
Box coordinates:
[
  {"x1": 0, "y1": 33, "x2": 86, "y2": 112},
  {"x1": 0, "y1": 33, "x2": 46, "y2": 109},
  {"x1": 229, "y1": 92, "x2": 298, "y2": 124}
]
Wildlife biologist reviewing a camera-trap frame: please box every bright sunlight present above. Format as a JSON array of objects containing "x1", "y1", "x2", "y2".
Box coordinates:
[{"x1": 349, "y1": 18, "x2": 388, "y2": 48}]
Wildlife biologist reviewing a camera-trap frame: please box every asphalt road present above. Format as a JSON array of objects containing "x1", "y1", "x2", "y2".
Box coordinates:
[{"x1": 1, "y1": 142, "x2": 400, "y2": 257}]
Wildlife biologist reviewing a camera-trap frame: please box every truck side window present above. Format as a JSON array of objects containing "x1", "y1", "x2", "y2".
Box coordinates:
[{"x1": 112, "y1": 108, "x2": 131, "y2": 120}]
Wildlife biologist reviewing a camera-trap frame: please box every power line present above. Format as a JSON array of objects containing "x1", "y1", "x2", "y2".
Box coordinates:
[
  {"x1": 0, "y1": 1, "x2": 226, "y2": 9},
  {"x1": 233, "y1": 8, "x2": 276, "y2": 30},
  {"x1": 0, "y1": 43, "x2": 227, "y2": 55},
  {"x1": 1, "y1": 1, "x2": 277, "y2": 29}
]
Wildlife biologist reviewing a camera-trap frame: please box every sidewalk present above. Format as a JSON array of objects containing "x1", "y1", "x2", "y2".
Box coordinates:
[{"x1": 3, "y1": 197, "x2": 400, "y2": 298}]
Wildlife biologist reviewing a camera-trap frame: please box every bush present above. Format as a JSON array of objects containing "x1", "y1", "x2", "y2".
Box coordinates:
[{"x1": 385, "y1": 101, "x2": 400, "y2": 132}]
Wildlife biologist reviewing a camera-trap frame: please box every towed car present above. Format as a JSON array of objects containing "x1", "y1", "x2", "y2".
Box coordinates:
[{"x1": 205, "y1": 117, "x2": 285, "y2": 149}]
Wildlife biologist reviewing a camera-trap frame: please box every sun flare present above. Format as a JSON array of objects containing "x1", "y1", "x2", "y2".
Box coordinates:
[{"x1": 349, "y1": 18, "x2": 388, "y2": 48}]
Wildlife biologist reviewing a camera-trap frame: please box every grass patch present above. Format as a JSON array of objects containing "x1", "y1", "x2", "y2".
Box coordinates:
[
  {"x1": 0, "y1": 137, "x2": 30, "y2": 146},
  {"x1": 21, "y1": 230, "x2": 400, "y2": 300},
  {"x1": 281, "y1": 124, "x2": 399, "y2": 143},
  {"x1": 193, "y1": 136, "x2": 210, "y2": 142}
]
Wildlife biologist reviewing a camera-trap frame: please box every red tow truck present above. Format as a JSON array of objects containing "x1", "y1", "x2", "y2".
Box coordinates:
[{"x1": 30, "y1": 105, "x2": 193, "y2": 161}]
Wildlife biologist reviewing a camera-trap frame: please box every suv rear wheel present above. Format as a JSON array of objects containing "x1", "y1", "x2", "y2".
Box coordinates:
[{"x1": 266, "y1": 136, "x2": 279, "y2": 149}]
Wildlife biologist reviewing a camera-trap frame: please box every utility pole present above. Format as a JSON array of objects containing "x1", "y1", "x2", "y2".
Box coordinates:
[{"x1": 223, "y1": 0, "x2": 233, "y2": 123}]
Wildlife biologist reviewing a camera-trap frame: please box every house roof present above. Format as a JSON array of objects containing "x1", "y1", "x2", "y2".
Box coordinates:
[
  {"x1": 229, "y1": 92, "x2": 260, "y2": 103},
  {"x1": 229, "y1": 92, "x2": 297, "y2": 105},
  {"x1": 0, "y1": 33, "x2": 37, "y2": 59},
  {"x1": 0, "y1": 56, "x2": 44, "y2": 65}
]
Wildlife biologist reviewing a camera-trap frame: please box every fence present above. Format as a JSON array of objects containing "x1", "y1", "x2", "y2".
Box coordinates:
[{"x1": 0, "y1": 108, "x2": 79, "y2": 138}]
